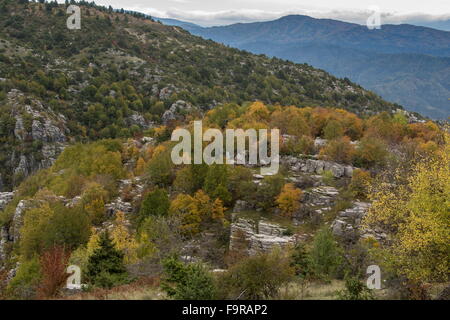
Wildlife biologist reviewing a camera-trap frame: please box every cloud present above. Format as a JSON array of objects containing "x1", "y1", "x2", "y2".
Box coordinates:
[{"x1": 141, "y1": 7, "x2": 450, "y2": 27}]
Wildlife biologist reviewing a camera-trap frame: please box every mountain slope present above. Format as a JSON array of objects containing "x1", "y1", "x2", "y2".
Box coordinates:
[
  {"x1": 172, "y1": 15, "x2": 450, "y2": 119},
  {"x1": 0, "y1": 1, "x2": 399, "y2": 191},
  {"x1": 189, "y1": 15, "x2": 450, "y2": 56}
]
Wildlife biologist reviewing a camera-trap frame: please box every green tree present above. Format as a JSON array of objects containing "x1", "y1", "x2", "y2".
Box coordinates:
[
  {"x1": 308, "y1": 228, "x2": 343, "y2": 280},
  {"x1": 139, "y1": 188, "x2": 170, "y2": 225},
  {"x1": 203, "y1": 164, "x2": 232, "y2": 205},
  {"x1": 86, "y1": 231, "x2": 129, "y2": 289},
  {"x1": 147, "y1": 145, "x2": 174, "y2": 186}
]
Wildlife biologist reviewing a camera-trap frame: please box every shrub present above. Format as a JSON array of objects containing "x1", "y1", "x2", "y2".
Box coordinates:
[
  {"x1": 336, "y1": 277, "x2": 375, "y2": 300},
  {"x1": 37, "y1": 246, "x2": 71, "y2": 299},
  {"x1": 256, "y1": 174, "x2": 285, "y2": 210},
  {"x1": 161, "y1": 256, "x2": 216, "y2": 300},
  {"x1": 6, "y1": 258, "x2": 42, "y2": 300},
  {"x1": 218, "y1": 249, "x2": 295, "y2": 300}
]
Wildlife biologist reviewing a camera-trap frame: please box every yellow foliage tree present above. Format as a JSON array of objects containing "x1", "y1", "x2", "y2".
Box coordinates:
[
  {"x1": 169, "y1": 190, "x2": 225, "y2": 235},
  {"x1": 134, "y1": 157, "x2": 146, "y2": 176},
  {"x1": 364, "y1": 134, "x2": 450, "y2": 284},
  {"x1": 276, "y1": 183, "x2": 303, "y2": 218},
  {"x1": 111, "y1": 211, "x2": 139, "y2": 264}
]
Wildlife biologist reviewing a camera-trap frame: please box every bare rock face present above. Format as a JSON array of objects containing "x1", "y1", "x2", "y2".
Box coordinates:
[
  {"x1": 282, "y1": 156, "x2": 354, "y2": 178},
  {"x1": 105, "y1": 178, "x2": 144, "y2": 217},
  {"x1": 10, "y1": 200, "x2": 39, "y2": 243},
  {"x1": 331, "y1": 202, "x2": 387, "y2": 242},
  {"x1": 3, "y1": 89, "x2": 68, "y2": 190},
  {"x1": 158, "y1": 86, "x2": 175, "y2": 100},
  {"x1": 0, "y1": 199, "x2": 39, "y2": 266},
  {"x1": 127, "y1": 112, "x2": 152, "y2": 129},
  {"x1": 229, "y1": 218, "x2": 297, "y2": 256},
  {"x1": 0, "y1": 226, "x2": 9, "y2": 263},
  {"x1": 304, "y1": 186, "x2": 339, "y2": 207},
  {"x1": 31, "y1": 119, "x2": 66, "y2": 143},
  {"x1": 162, "y1": 100, "x2": 193, "y2": 124},
  {"x1": 293, "y1": 186, "x2": 340, "y2": 225},
  {"x1": 0, "y1": 192, "x2": 14, "y2": 211}
]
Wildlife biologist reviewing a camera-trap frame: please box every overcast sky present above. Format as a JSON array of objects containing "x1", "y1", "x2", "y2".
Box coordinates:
[{"x1": 69, "y1": 0, "x2": 450, "y2": 26}]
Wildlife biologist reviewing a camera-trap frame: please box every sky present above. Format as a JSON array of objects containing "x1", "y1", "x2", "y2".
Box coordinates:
[{"x1": 65, "y1": 0, "x2": 450, "y2": 27}]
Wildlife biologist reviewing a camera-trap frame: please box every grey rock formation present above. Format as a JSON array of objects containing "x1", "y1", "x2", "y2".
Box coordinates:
[
  {"x1": 162, "y1": 100, "x2": 193, "y2": 124},
  {"x1": 282, "y1": 156, "x2": 354, "y2": 178},
  {"x1": 11, "y1": 200, "x2": 39, "y2": 243},
  {"x1": 127, "y1": 112, "x2": 151, "y2": 129},
  {"x1": 4, "y1": 89, "x2": 69, "y2": 190},
  {"x1": 159, "y1": 86, "x2": 173, "y2": 100},
  {"x1": 31, "y1": 119, "x2": 66, "y2": 143},
  {"x1": 331, "y1": 202, "x2": 386, "y2": 242},
  {"x1": 229, "y1": 218, "x2": 298, "y2": 255},
  {"x1": 293, "y1": 186, "x2": 340, "y2": 224},
  {"x1": 0, "y1": 192, "x2": 14, "y2": 211},
  {"x1": 232, "y1": 200, "x2": 254, "y2": 213},
  {"x1": 303, "y1": 186, "x2": 339, "y2": 208}
]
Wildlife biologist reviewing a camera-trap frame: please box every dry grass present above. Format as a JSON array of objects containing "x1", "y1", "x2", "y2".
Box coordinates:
[{"x1": 62, "y1": 276, "x2": 166, "y2": 300}]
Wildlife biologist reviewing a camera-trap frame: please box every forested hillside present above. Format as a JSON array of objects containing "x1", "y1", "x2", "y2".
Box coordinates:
[
  {"x1": 0, "y1": 1, "x2": 448, "y2": 301},
  {"x1": 0, "y1": 100, "x2": 448, "y2": 300},
  {"x1": 0, "y1": 1, "x2": 400, "y2": 191}
]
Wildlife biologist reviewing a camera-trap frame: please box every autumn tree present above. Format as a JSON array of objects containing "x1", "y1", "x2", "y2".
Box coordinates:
[
  {"x1": 111, "y1": 211, "x2": 139, "y2": 264},
  {"x1": 348, "y1": 169, "x2": 373, "y2": 199},
  {"x1": 319, "y1": 136, "x2": 355, "y2": 164},
  {"x1": 134, "y1": 157, "x2": 146, "y2": 176},
  {"x1": 276, "y1": 183, "x2": 303, "y2": 218},
  {"x1": 364, "y1": 135, "x2": 449, "y2": 287},
  {"x1": 37, "y1": 246, "x2": 71, "y2": 299},
  {"x1": 323, "y1": 119, "x2": 344, "y2": 140},
  {"x1": 354, "y1": 136, "x2": 388, "y2": 168},
  {"x1": 169, "y1": 190, "x2": 225, "y2": 236}
]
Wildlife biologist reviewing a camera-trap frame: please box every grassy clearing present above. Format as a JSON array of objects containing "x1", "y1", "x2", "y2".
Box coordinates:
[{"x1": 62, "y1": 276, "x2": 166, "y2": 300}]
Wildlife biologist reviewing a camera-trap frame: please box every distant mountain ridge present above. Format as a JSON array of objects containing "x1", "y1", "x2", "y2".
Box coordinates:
[{"x1": 162, "y1": 15, "x2": 450, "y2": 119}]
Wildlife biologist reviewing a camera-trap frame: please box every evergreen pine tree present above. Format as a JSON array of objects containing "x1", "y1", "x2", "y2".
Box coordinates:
[{"x1": 86, "y1": 231, "x2": 129, "y2": 288}]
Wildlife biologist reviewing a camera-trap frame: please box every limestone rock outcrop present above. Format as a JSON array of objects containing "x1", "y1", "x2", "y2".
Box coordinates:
[
  {"x1": 331, "y1": 202, "x2": 386, "y2": 242},
  {"x1": 282, "y1": 156, "x2": 354, "y2": 178},
  {"x1": 229, "y1": 218, "x2": 298, "y2": 255},
  {"x1": 162, "y1": 100, "x2": 193, "y2": 124}
]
